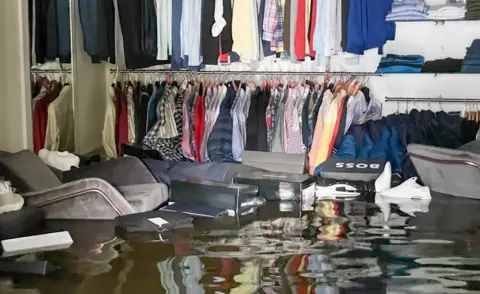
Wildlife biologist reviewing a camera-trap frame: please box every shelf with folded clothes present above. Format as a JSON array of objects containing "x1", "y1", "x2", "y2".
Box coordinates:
[
  {"x1": 376, "y1": 39, "x2": 480, "y2": 74},
  {"x1": 391, "y1": 19, "x2": 480, "y2": 22},
  {"x1": 386, "y1": 0, "x2": 471, "y2": 22}
]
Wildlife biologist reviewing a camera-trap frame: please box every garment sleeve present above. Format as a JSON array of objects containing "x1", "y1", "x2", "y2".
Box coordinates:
[{"x1": 262, "y1": 0, "x2": 278, "y2": 41}]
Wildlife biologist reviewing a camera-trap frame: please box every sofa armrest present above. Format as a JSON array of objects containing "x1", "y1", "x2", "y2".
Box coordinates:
[
  {"x1": 23, "y1": 178, "x2": 137, "y2": 220},
  {"x1": 62, "y1": 157, "x2": 157, "y2": 187}
]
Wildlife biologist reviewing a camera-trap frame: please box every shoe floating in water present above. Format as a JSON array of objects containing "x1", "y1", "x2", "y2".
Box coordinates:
[
  {"x1": 316, "y1": 183, "x2": 361, "y2": 198},
  {"x1": 380, "y1": 177, "x2": 431, "y2": 200}
]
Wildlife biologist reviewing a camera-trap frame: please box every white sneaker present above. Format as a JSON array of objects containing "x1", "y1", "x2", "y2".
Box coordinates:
[
  {"x1": 0, "y1": 181, "x2": 24, "y2": 214},
  {"x1": 375, "y1": 162, "x2": 392, "y2": 193},
  {"x1": 377, "y1": 193, "x2": 431, "y2": 218},
  {"x1": 380, "y1": 177, "x2": 431, "y2": 200}
]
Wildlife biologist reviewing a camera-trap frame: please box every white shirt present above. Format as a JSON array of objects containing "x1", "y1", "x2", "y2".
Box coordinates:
[
  {"x1": 181, "y1": 0, "x2": 203, "y2": 66},
  {"x1": 44, "y1": 85, "x2": 74, "y2": 152},
  {"x1": 157, "y1": 0, "x2": 172, "y2": 60},
  {"x1": 103, "y1": 86, "x2": 117, "y2": 159}
]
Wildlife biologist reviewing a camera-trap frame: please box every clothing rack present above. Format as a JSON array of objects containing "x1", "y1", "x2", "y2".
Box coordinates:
[
  {"x1": 109, "y1": 69, "x2": 383, "y2": 76},
  {"x1": 385, "y1": 97, "x2": 480, "y2": 103}
]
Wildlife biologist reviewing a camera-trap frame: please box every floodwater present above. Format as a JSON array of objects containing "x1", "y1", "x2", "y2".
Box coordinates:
[{"x1": 6, "y1": 192, "x2": 480, "y2": 294}]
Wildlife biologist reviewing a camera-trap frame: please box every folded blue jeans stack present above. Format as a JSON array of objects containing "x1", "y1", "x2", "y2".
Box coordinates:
[
  {"x1": 386, "y1": 0, "x2": 429, "y2": 21},
  {"x1": 462, "y1": 39, "x2": 480, "y2": 73},
  {"x1": 376, "y1": 54, "x2": 425, "y2": 73}
]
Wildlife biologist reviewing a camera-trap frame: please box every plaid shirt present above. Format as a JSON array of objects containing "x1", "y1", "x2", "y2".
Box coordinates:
[
  {"x1": 142, "y1": 87, "x2": 187, "y2": 161},
  {"x1": 273, "y1": 0, "x2": 284, "y2": 50},
  {"x1": 262, "y1": 0, "x2": 277, "y2": 41}
]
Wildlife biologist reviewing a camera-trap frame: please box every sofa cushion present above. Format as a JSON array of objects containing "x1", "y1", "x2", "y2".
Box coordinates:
[
  {"x1": 117, "y1": 183, "x2": 169, "y2": 212},
  {"x1": 0, "y1": 150, "x2": 62, "y2": 192}
]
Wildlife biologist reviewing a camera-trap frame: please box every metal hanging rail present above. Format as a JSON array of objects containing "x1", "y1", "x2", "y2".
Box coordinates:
[
  {"x1": 385, "y1": 97, "x2": 480, "y2": 103},
  {"x1": 109, "y1": 69, "x2": 383, "y2": 76},
  {"x1": 31, "y1": 68, "x2": 72, "y2": 74}
]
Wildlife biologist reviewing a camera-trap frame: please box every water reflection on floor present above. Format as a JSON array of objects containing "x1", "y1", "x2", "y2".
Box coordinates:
[{"x1": 11, "y1": 192, "x2": 480, "y2": 294}]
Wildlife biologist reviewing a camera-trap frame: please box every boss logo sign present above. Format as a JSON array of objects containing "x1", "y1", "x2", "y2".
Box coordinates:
[{"x1": 335, "y1": 163, "x2": 381, "y2": 169}]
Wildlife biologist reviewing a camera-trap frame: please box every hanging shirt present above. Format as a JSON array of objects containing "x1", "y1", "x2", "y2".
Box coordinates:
[
  {"x1": 113, "y1": 0, "x2": 126, "y2": 67},
  {"x1": 304, "y1": 0, "x2": 310, "y2": 56},
  {"x1": 285, "y1": 87, "x2": 305, "y2": 154},
  {"x1": 289, "y1": 0, "x2": 298, "y2": 62},
  {"x1": 103, "y1": 86, "x2": 117, "y2": 159},
  {"x1": 137, "y1": 87, "x2": 151, "y2": 142},
  {"x1": 146, "y1": 84, "x2": 160, "y2": 132},
  {"x1": 241, "y1": 87, "x2": 252, "y2": 153},
  {"x1": 232, "y1": 88, "x2": 246, "y2": 161},
  {"x1": 44, "y1": 85, "x2": 74, "y2": 152},
  {"x1": 232, "y1": 0, "x2": 254, "y2": 62},
  {"x1": 116, "y1": 84, "x2": 129, "y2": 156},
  {"x1": 315, "y1": 90, "x2": 347, "y2": 166},
  {"x1": 202, "y1": 0, "x2": 220, "y2": 65},
  {"x1": 33, "y1": 92, "x2": 55, "y2": 154},
  {"x1": 182, "y1": 86, "x2": 194, "y2": 160},
  {"x1": 263, "y1": 0, "x2": 277, "y2": 42},
  {"x1": 56, "y1": 0, "x2": 71, "y2": 63},
  {"x1": 309, "y1": 0, "x2": 317, "y2": 57},
  {"x1": 208, "y1": 84, "x2": 236, "y2": 162},
  {"x1": 181, "y1": 0, "x2": 203, "y2": 66},
  {"x1": 308, "y1": 89, "x2": 333, "y2": 174},
  {"x1": 250, "y1": 0, "x2": 260, "y2": 65},
  {"x1": 272, "y1": 87, "x2": 287, "y2": 152},
  {"x1": 295, "y1": 0, "x2": 306, "y2": 60},
  {"x1": 200, "y1": 87, "x2": 215, "y2": 162},
  {"x1": 126, "y1": 86, "x2": 136, "y2": 144},
  {"x1": 323, "y1": 0, "x2": 337, "y2": 57},
  {"x1": 142, "y1": 88, "x2": 185, "y2": 161},
  {"x1": 156, "y1": 0, "x2": 172, "y2": 60},
  {"x1": 194, "y1": 94, "x2": 206, "y2": 162}
]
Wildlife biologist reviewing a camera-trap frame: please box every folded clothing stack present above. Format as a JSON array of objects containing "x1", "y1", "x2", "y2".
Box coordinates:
[
  {"x1": 421, "y1": 58, "x2": 463, "y2": 73},
  {"x1": 428, "y1": 3, "x2": 466, "y2": 19},
  {"x1": 376, "y1": 54, "x2": 425, "y2": 73},
  {"x1": 386, "y1": 0, "x2": 429, "y2": 21},
  {"x1": 466, "y1": 0, "x2": 480, "y2": 20},
  {"x1": 462, "y1": 39, "x2": 480, "y2": 73}
]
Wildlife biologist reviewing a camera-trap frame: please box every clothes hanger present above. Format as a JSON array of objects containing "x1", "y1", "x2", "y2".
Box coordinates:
[
  {"x1": 395, "y1": 100, "x2": 400, "y2": 115},
  {"x1": 438, "y1": 100, "x2": 445, "y2": 113}
]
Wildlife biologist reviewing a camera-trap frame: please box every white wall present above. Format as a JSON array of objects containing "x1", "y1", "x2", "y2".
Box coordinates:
[
  {"x1": 71, "y1": 0, "x2": 107, "y2": 155},
  {"x1": 0, "y1": 0, "x2": 33, "y2": 152}
]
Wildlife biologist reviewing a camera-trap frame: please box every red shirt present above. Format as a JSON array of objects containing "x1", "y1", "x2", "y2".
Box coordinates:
[
  {"x1": 33, "y1": 94, "x2": 54, "y2": 153},
  {"x1": 194, "y1": 95, "x2": 205, "y2": 162},
  {"x1": 116, "y1": 86, "x2": 129, "y2": 155},
  {"x1": 295, "y1": 0, "x2": 306, "y2": 61},
  {"x1": 309, "y1": 0, "x2": 317, "y2": 57}
]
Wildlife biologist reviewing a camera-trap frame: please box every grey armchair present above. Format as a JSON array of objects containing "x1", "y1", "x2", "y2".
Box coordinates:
[
  {"x1": 408, "y1": 143, "x2": 480, "y2": 200},
  {"x1": 0, "y1": 150, "x2": 168, "y2": 219}
]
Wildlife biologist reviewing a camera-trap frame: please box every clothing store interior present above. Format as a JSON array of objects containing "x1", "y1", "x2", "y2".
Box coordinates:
[{"x1": 2, "y1": 0, "x2": 480, "y2": 292}]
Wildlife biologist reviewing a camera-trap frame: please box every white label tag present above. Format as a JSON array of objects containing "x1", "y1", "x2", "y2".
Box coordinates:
[{"x1": 148, "y1": 217, "x2": 169, "y2": 228}]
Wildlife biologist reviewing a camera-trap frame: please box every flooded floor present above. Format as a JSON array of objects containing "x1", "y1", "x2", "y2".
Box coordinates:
[{"x1": 6, "y1": 192, "x2": 480, "y2": 294}]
